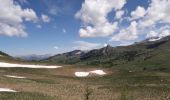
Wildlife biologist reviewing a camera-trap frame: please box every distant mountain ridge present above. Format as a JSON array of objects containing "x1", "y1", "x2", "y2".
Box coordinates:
[
  {"x1": 1, "y1": 35, "x2": 170, "y2": 70},
  {"x1": 17, "y1": 54, "x2": 52, "y2": 61},
  {"x1": 43, "y1": 35, "x2": 170, "y2": 69}
]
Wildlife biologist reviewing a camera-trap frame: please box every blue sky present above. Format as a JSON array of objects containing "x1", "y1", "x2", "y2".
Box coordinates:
[{"x1": 0, "y1": 0, "x2": 170, "y2": 56}]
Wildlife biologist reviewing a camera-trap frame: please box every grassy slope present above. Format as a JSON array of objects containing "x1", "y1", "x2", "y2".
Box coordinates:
[
  {"x1": 0, "y1": 38, "x2": 170, "y2": 99},
  {"x1": 42, "y1": 36, "x2": 170, "y2": 72},
  {"x1": 116, "y1": 40, "x2": 170, "y2": 71},
  {"x1": 0, "y1": 66, "x2": 169, "y2": 100}
]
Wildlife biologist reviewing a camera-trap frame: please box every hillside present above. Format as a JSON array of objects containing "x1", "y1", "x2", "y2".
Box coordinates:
[
  {"x1": 0, "y1": 51, "x2": 12, "y2": 61},
  {"x1": 0, "y1": 51, "x2": 10, "y2": 57},
  {"x1": 43, "y1": 50, "x2": 84, "y2": 64},
  {"x1": 0, "y1": 51, "x2": 24, "y2": 63},
  {"x1": 43, "y1": 36, "x2": 170, "y2": 70}
]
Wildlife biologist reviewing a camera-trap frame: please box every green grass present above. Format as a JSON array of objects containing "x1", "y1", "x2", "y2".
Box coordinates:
[
  {"x1": 0, "y1": 92, "x2": 58, "y2": 100},
  {"x1": 0, "y1": 66, "x2": 169, "y2": 100}
]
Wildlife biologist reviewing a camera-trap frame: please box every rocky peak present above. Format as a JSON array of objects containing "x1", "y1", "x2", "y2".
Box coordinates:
[{"x1": 101, "y1": 44, "x2": 113, "y2": 55}]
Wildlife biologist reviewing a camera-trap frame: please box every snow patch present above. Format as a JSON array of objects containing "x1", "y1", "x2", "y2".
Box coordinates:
[
  {"x1": 90, "y1": 70, "x2": 106, "y2": 75},
  {"x1": 148, "y1": 37, "x2": 161, "y2": 41},
  {"x1": 0, "y1": 62, "x2": 62, "y2": 69},
  {"x1": 75, "y1": 72, "x2": 90, "y2": 77},
  {"x1": 148, "y1": 34, "x2": 170, "y2": 42},
  {"x1": 75, "y1": 51, "x2": 82, "y2": 55},
  {"x1": 4, "y1": 75, "x2": 26, "y2": 79},
  {"x1": 0, "y1": 88, "x2": 17, "y2": 92},
  {"x1": 75, "y1": 70, "x2": 106, "y2": 77}
]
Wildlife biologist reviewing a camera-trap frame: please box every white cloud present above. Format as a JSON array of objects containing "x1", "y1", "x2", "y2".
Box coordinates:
[
  {"x1": 139, "y1": 0, "x2": 170, "y2": 28},
  {"x1": 130, "y1": 6, "x2": 146, "y2": 20},
  {"x1": 54, "y1": 46, "x2": 59, "y2": 50},
  {"x1": 116, "y1": 10, "x2": 124, "y2": 19},
  {"x1": 110, "y1": 0, "x2": 170, "y2": 43},
  {"x1": 75, "y1": 0, "x2": 170, "y2": 45},
  {"x1": 0, "y1": 23, "x2": 27, "y2": 37},
  {"x1": 159, "y1": 29, "x2": 170, "y2": 38},
  {"x1": 79, "y1": 22, "x2": 118, "y2": 37},
  {"x1": 75, "y1": 0, "x2": 126, "y2": 37},
  {"x1": 0, "y1": 0, "x2": 38, "y2": 37},
  {"x1": 110, "y1": 21, "x2": 138, "y2": 41},
  {"x1": 62, "y1": 28, "x2": 66, "y2": 33},
  {"x1": 73, "y1": 41, "x2": 101, "y2": 50},
  {"x1": 146, "y1": 29, "x2": 170, "y2": 41},
  {"x1": 41, "y1": 14, "x2": 50, "y2": 23},
  {"x1": 146, "y1": 31, "x2": 158, "y2": 38},
  {"x1": 103, "y1": 43, "x2": 108, "y2": 47},
  {"x1": 36, "y1": 25, "x2": 42, "y2": 29},
  {"x1": 119, "y1": 41, "x2": 133, "y2": 46}
]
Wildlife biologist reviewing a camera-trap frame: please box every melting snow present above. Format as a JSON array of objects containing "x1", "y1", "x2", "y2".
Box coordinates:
[
  {"x1": 148, "y1": 38, "x2": 161, "y2": 42},
  {"x1": 75, "y1": 51, "x2": 82, "y2": 55},
  {"x1": 4, "y1": 75, "x2": 26, "y2": 79},
  {"x1": 148, "y1": 34, "x2": 170, "y2": 42},
  {"x1": 75, "y1": 72, "x2": 90, "y2": 77},
  {"x1": 0, "y1": 88, "x2": 17, "y2": 92},
  {"x1": 0, "y1": 62, "x2": 62, "y2": 68},
  {"x1": 75, "y1": 70, "x2": 106, "y2": 77},
  {"x1": 90, "y1": 70, "x2": 106, "y2": 75}
]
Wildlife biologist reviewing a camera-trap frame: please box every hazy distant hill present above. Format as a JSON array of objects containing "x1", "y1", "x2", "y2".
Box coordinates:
[
  {"x1": 43, "y1": 50, "x2": 85, "y2": 64},
  {"x1": 17, "y1": 54, "x2": 52, "y2": 61},
  {"x1": 43, "y1": 35, "x2": 170, "y2": 70}
]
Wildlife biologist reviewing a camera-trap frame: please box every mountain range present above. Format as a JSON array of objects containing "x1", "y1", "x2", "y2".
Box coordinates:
[
  {"x1": 1, "y1": 35, "x2": 170, "y2": 70},
  {"x1": 17, "y1": 54, "x2": 52, "y2": 61},
  {"x1": 42, "y1": 35, "x2": 170, "y2": 70}
]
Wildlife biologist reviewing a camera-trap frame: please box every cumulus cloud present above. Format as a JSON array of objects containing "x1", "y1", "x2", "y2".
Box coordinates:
[
  {"x1": 130, "y1": 6, "x2": 146, "y2": 20},
  {"x1": 147, "y1": 29, "x2": 170, "y2": 42},
  {"x1": 139, "y1": 0, "x2": 170, "y2": 28},
  {"x1": 0, "y1": 0, "x2": 37, "y2": 37},
  {"x1": 159, "y1": 30, "x2": 170, "y2": 38},
  {"x1": 116, "y1": 10, "x2": 125, "y2": 19},
  {"x1": 73, "y1": 41, "x2": 101, "y2": 50},
  {"x1": 137, "y1": 0, "x2": 170, "y2": 40},
  {"x1": 79, "y1": 22, "x2": 118, "y2": 37},
  {"x1": 75, "y1": 0, "x2": 126, "y2": 37},
  {"x1": 146, "y1": 31, "x2": 158, "y2": 38},
  {"x1": 110, "y1": 21, "x2": 138, "y2": 41},
  {"x1": 41, "y1": 14, "x2": 50, "y2": 23},
  {"x1": 111, "y1": 0, "x2": 170, "y2": 43}
]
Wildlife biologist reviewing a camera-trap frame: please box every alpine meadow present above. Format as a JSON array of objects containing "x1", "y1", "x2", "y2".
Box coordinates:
[{"x1": 0, "y1": 0, "x2": 170, "y2": 100}]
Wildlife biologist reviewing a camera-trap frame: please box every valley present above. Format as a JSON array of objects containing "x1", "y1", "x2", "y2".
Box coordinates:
[
  {"x1": 0, "y1": 65, "x2": 169, "y2": 100},
  {"x1": 0, "y1": 36, "x2": 170, "y2": 100},
  {"x1": 1, "y1": 0, "x2": 170, "y2": 99}
]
